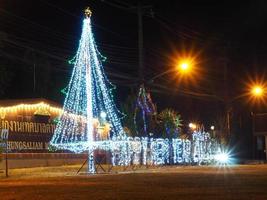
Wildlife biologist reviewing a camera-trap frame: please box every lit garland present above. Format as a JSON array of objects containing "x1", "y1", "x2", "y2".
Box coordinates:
[
  {"x1": 150, "y1": 138, "x2": 170, "y2": 165},
  {"x1": 111, "y1": 140, "x2": 128, "y2": 166},
  {"x1": 130, "y1": 137, "x2": 142, "y2": 165},
  {"x1": 0, "y1": 102, "x2": 62, "y2": 116},
  {"x1": 51, "y1": 130, "x2": 221, "y2": 167},
  {"x1": 192, "y1": 131, "x2": 213, "y2": 163},
  {"x1": 141, "y1": 137, "x2": 148, "y2": 165},
  {"x1": 172, "y1": 139, "x2": 191, "y2": 164}
]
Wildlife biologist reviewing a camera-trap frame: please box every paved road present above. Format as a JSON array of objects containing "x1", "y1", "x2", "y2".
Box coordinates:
[{"x1": 0, "y1": 165, "x2": 267, "y2": 200}]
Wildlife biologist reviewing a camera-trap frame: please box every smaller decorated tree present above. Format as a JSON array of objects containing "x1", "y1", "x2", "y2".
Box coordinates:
[
  {"x1": 134, "y1": 84, "x2": 157, "y2": 136},
  {"x1": 157, "y1": 108, "x2": 182, "y2": 139}
]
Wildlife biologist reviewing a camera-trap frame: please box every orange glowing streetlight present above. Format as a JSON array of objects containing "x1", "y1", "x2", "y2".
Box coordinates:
[
  {"x1": 189, "y1": 122, "x2": 197, "y2": 130},
  {"x1": 241, "y1": 77, "x2": 267, "y2": 104},
  {"x1": 149, "y1": 58, "x2": 194, "y2": 82},
  {"x1": 245, "y1": 82, "x2": 266, "y2": 104},
  {"x1": 251, "y1": 85, "x2": 264, "y2": 97},
  {"x1": 177, "y1": 59, "x2": 193, "y2": 74}
]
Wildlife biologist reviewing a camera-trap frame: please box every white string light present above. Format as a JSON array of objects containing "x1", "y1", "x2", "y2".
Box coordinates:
[
  {"x1": 50, "y1": 12, "x2": 126, "y2": 173},
  {"x1": 50, "y1": 9, "x2": 223, "y2": 171}
]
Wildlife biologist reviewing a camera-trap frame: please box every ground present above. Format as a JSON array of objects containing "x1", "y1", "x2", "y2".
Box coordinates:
[{"x1": 0, "y1": 165, "x2": 267, "y2": 200}]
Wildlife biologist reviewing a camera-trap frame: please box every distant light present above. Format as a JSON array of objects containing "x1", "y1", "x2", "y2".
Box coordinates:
[
  {"x1": 214, "y1": 152, "x2": 229, "y2": 163},
  {"x1": 210, "y1": 125, "x2": 215, "y2": 130},
  {"x1": 100, "y1": 112, "x2": 107, "y2": 119},
  {"x1": 189, "y1": 123, "x2": 197, "y2": 130}
]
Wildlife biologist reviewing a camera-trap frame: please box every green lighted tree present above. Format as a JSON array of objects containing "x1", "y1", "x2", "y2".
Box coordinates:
[{"x1": 158, "y1": 108, "x2": 182, "y2": 139}]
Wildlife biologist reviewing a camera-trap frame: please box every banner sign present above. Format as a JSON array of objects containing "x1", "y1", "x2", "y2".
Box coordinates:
[{"x1": 0, "y1": 120, "x2": 55, "y2": 152}]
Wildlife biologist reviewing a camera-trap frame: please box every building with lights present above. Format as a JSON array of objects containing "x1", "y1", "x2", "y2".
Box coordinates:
[
  {"x1": 0, "y1": 98, "x2": 62, "y2": 152},
  {"x1": 0, "y1": 98, "x2": 112, "y2": 153}
]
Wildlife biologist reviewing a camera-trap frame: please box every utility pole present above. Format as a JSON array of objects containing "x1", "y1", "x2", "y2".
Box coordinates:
[
  {"x1": 135, "y1": 2, "x2": 152, "y2": 83},
  {"x1": 224, "y1": 58, "x2": 230, "y2": 136},
  {"x1": 222, "y1": 44, "x2": 231, "y2": 144},
  {"x1": 100, "y1": 1, "x2": 152, "y2": 82},
  {"x1": 138, "y1": 3, "x2": 144, "y2": 82},
  {"x1": 217, "y1": 45, "x2": 231, "y2": 144}
]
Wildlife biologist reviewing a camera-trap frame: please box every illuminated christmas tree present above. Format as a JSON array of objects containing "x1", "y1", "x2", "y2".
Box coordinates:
[
  {"x1": 134, "y1": 84, "x2": 157, "y2": 136},
  {"x1": 50, "y1": 8, "x2": 126, "y2": 173}
]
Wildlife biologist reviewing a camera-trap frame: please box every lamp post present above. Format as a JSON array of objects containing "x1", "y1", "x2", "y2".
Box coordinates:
[
  {"x1": 211, "y1": 82, "x2": 267, "y2": 159},
  {"x1": 146, "y1": 53, "x2": 265, "y2": 156},
  {"x1": 134, "y1": 58, "x2": 194, "y2": 137},
  {"x1": 189, "y1": 122, "x2": 197, "y2": 131},
  {"x1": 148, "y1": 59, "x2": 194, "y2": 82},
  {"x1": 249, "y1": 84, "x2": 266, "y2": 159},
  {"x1": 224, "y1": 84, "x2": 265, "y2": 140},
  {"x1": 250, "y1": 85, "x2": 265, "y2": 99}
]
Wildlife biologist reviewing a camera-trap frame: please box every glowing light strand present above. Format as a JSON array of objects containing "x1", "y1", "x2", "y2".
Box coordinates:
[
  {"x1": 50, "y1": 9, "x2": 224, "y2": 170},
  {"x1": 50, "y1": 16, "x2": 126, "y2": 154}
]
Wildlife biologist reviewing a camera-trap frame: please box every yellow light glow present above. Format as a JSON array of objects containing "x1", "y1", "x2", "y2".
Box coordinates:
[
  {"x1": 170, "y1": 50, "x2": 202, "y2": 86},
  {"x1": 0, "y1": 102, "x2": 62, "y2": 115},
  {"x1": 178, "y1": 60, "x2": 192, "y2": 73},
  {"x1": 189, "y1": 122, "x2": 197, "y2": 130},
  {"x1": 245, "y1": 78, "x2": 267, "y2": 105},
  {"x1": 252, "y1": 85, "x2": 263, "y2": 97},
  {"x1": 180, "y1": 62, "x2": 189, "y2": 70}
]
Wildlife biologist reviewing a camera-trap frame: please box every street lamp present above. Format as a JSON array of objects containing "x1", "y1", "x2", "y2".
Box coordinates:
[
  {"x1": 149, "y1": 57, "x2": 194, "y2": 82},
  {"x1": 177, "y1": 59, "x2": 193, "y2": 74},
  {"x1": 189, "y1": 122, "x2": 197, "y2": 130},
  {"x1": 248, "y1": 83, "x2": 267, "y2": 159},
  {"x1": 222, "y1": 83, "x2": 265, "y2": 132},
  {"x1": 181, "y1": 63, "x2": 189, "y2": 70},
  {"x1": 245, "y1": 82, "x2": 266, "y2": 105},
  {"x1": 216, "y1": 82, "x2": 266, "y2": 146},
  {"x1": 251, "y1": 85, "x2": 264, "y2": 97}
]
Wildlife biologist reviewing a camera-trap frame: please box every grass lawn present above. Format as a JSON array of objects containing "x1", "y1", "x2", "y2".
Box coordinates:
[{"x1": 0, "y1": 164, "x2": 267, "y2": 200}]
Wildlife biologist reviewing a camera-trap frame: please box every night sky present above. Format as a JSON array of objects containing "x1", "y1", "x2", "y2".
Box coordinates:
[{"x1": 1, "y1": 0, "x2": 267, "y2": 139}]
